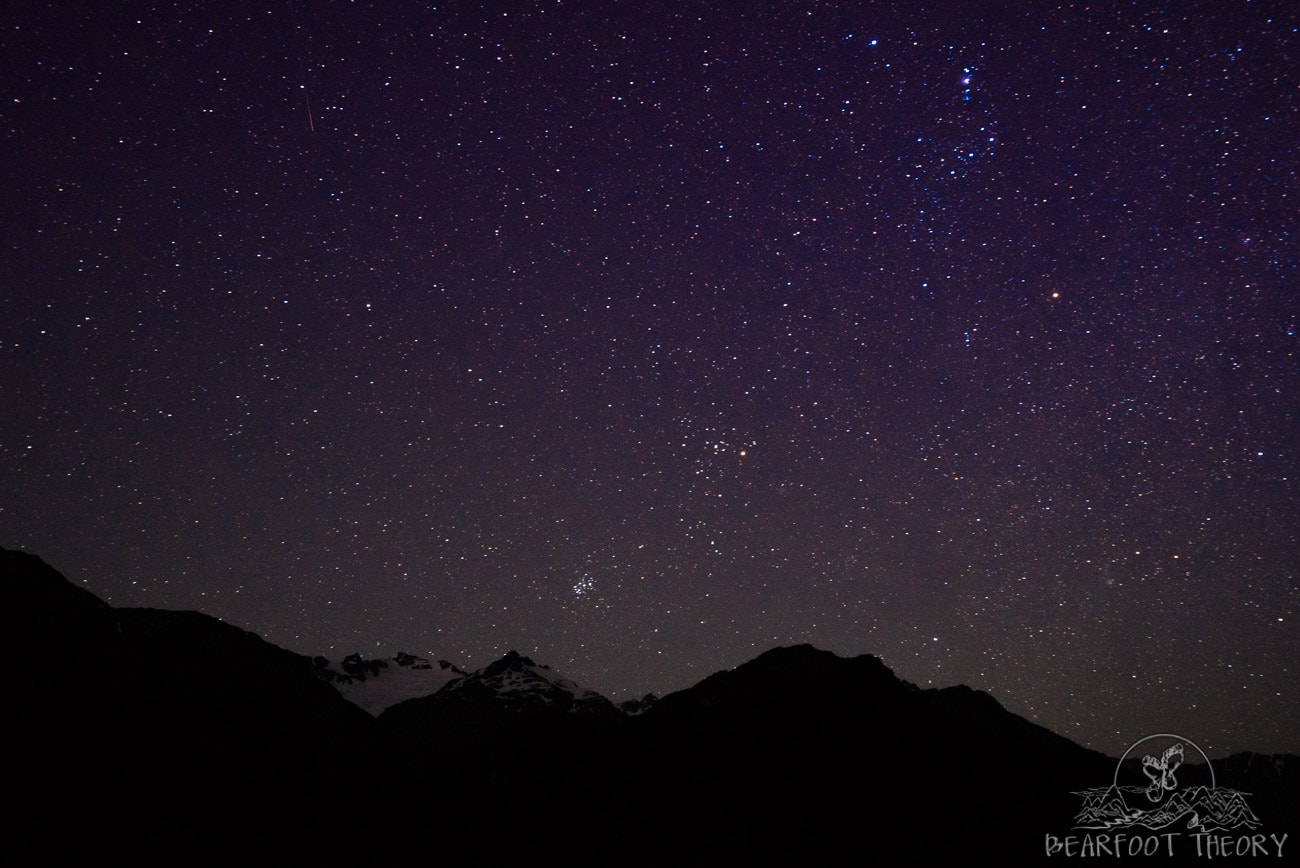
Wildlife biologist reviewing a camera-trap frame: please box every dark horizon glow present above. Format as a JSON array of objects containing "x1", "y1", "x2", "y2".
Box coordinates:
[{"x1": 2, "y1": 0, "x2": 1295, "y2": 756}]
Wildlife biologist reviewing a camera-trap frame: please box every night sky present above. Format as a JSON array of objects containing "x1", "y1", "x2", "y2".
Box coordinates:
[{"x1": 3, "y1": 1, "x2": 1296, "y2": 756}]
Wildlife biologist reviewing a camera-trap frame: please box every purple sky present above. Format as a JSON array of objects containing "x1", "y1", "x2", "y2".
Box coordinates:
[{"x1": 2, "y1": 0, "x2": 1295, "y2": 755}]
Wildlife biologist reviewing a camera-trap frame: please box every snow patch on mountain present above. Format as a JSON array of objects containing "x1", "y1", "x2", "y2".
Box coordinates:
[
  {"x1": 437, "y1": 650, "x2": 620, "y2": 717},
  {"x1": 315, "y1": 652, "x2": 466, "y2": 716}
]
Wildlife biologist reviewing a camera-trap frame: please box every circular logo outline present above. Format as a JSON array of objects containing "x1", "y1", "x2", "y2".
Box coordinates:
[{"x1": 1112, "y1": 732, "x2": 1215, "y2": 792}]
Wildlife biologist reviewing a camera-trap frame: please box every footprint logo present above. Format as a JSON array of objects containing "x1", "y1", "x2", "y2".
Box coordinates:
[{"x1": 1140, "y1": 742, "x2": 1183, "y2": 802}]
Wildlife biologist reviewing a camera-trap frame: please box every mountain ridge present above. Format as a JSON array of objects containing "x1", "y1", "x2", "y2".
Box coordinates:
[{"x1": 5, "y1": 546, "x2": 1295, "y2": 864}]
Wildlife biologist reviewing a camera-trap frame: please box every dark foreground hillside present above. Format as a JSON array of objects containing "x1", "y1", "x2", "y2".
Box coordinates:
[
  {"x1": 6, "y1": 547, "x2": 378, "y2": 864},
  {"x1": 5, "y1": 548, "x2": 1294, "y2": 865}
]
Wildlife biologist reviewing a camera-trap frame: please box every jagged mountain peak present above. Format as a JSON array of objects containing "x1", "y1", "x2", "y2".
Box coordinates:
[
  {"x1": 436, "y1": 649, "x2": 615, "y2": 716},
  {"x1": 620, "y1": 693, "x2": 658, "y2": 715},
  {"x1": 481, "y1": 649, "x2": 541, "y2": 676}
]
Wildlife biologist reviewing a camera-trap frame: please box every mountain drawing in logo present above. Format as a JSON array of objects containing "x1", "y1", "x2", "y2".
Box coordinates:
[{"x1": 1073, "y1": 733, "x2": 1262, "y2": 832}]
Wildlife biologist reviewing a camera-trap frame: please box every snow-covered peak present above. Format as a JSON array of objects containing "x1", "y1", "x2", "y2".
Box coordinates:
[
  {"x1": 315, "y1": 653, "x2": 466, "y2": 716},
  {"x1": 438, "y1": 650, "x2": 617, "y2": 716}
]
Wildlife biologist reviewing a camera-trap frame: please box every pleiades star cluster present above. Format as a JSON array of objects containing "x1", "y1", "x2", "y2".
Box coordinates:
[{"x1": 2, "y1": 1, "x2": 1295, "y2": 754}]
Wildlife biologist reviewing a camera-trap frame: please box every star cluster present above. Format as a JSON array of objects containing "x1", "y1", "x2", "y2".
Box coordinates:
[{"x1": 2, "y1": 1, "x2": 1295, "y2": 754}]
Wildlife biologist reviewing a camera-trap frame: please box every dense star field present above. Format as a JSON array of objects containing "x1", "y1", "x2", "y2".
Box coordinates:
[{"x1": 2, "y1": 1, "x2": 1295, "y2": 755}]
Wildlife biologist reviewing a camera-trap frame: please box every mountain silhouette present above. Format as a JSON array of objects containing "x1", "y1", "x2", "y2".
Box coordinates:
[
  {"x1": 4, "y1": 547, "x2": 1294, "y2": 864},
  {"x1": 5, "y1": 548, "x2": 376, "y2": 865}
]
